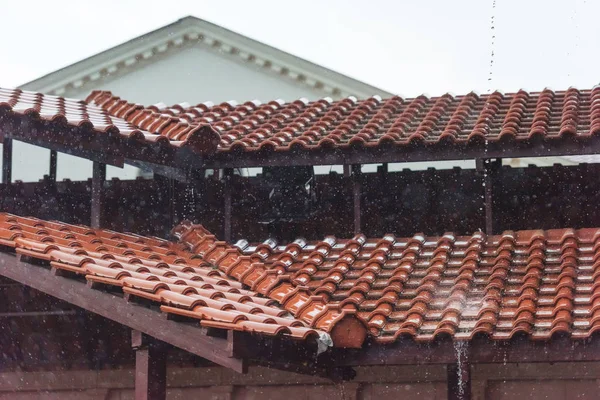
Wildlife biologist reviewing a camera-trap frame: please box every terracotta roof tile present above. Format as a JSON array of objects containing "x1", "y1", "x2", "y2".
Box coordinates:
[
  {"x1": 0, "y1": 88, "x2": 220, "y2": 154},
  {"x1": 0, "y1": 213, "x2": 323, "y2": 343},
  {"x1": 174, "y1": 221, "x2": 600, "y2": 347},
  {"x1": 88, "y1": 86, "x2": 600, "y2": 154},
  {"x1": 4, "y1": 86, "x2": 600, "y2": 158},
  {"x1": 0, "y1": 88, "x2": 145, "y2": 139}
]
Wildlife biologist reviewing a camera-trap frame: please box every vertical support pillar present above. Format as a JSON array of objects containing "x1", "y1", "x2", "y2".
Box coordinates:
[
  {"x1": 223, "y1": 168, "x2": 233, "y2": 242},
  {"x1": 476, "y1": 158, "x2": 497, "y2": 236},
  {"x1": 184, "y1": 169, "x2": 204, "y2": 223},
  {"x1": 168, "y1": 178, "x2": 176, "y2": 228},
  {"x1": 2, "y1": 137, "x2": 12, "y2": 184},
  {"x1": 447, "y1": 360, "x2": 471, "y2": 400},
  {"x1": 352, "y1": 164, "x2": 362, "y2": 234},
  {"x1": 132, "y1": 330, "x2": 167, "y2": 400},
  {"x1": 343, "y1": 164, "x2": 351, "y2": 177},
  {"x1": 91, "y1": 161, "x2": 106, "y2": 229},
  {"x1": 49, "y1": 150, "x2": 57, "y2": 182}
]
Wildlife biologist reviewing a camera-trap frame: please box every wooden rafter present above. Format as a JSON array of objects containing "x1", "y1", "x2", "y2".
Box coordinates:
[{"x1": 0, "y1": 251, "x2": 246, "y2": 373}]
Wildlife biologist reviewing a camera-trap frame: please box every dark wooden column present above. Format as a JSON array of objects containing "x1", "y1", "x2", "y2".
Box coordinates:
[
  {"x1": 2, "y1": 137, "x2": 12, "y2": 184},
  {"x1": 91, "y1": 161, "x2": 106, "y2": 229},
  {"x1": 132, "y1": 330, "x2": 167, "y2": 400},
  {"x1": 223, "y1": 168, "x2": 233, "y2": 242},
  {"x1": 49, "y1": 150, "x2": 57, "y2": 182},
  {"x1": 343, "y1": 164, "x2": 351, "y2": 176},
  {"x1": 447, "y1": 360, "x2": 471, "y2": 400},
  {"x1": 168, "y1": 178, "x2": 176, "y2": 227},
  {"x1": 476, "y1": 158, "x2": 499, "y2": 236},
  {"x1": 183, "y1": 168, "x2": 204, "y2": 222},
  {"x1": 352, "y1": 165, "x2": 362, "y2": 234}
]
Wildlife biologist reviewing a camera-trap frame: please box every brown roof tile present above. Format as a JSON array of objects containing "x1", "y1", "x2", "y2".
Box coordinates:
[
  {"x1": 173, "y1": 221, "x2": 600, "y2": 347},
  {"x1": 0, "y1": 88, "x2": 220, "y2": 154},
  {"x1": 89, "y1": 87, "x2": 600, "y2": 154},
  {"x1": 0, "y1": 88, "x2": 144, "y2": 139},
  {"x1": 4, "y1": 86, "x2": 600, "y2": 159},
  {"x1": 0, "y1": 213, "x2": 322, "y2": 343}
]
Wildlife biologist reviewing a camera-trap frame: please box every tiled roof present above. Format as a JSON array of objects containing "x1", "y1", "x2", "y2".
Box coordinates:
[
  {"x1": 174, "y1": 221, "x2": 600, "y2": 346},
  {"x1": 4, "y1": 86, "x2": 600, "y2": 159},
  {"x1": 0, "y1": 88, "x2": 219, "y2": 154},
  {"x1": 0, "y1": 213, "x2": 323, "y2": 342},
  {"x1": 88, "y1": 87, "x2": 600, "y2": 154}
]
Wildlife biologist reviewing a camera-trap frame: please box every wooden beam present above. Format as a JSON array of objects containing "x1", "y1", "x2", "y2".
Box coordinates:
[
  {"x1": 223, "y1": 168, "x2": 233, "y2": 242},
  {"x1": 200, "y1": 137, "x2": 600, "y2": 169},
  {"x1": 0, "y1": 310, "x2": 77, "y2": 318},
  {"x1": 352, "y1": 165, "x2": 361, "y2": 234},
  {"x1": 132, "y1": 330, "x2": 167, "y2": 400},
  {"x1": 330, "y1": 336, "x2": 600, "y2": 367},
  {"x1": 127, "y1": 159, "x2": 191, "y2": 183},
  {"x1": 8, "y1": 113, "x2": 600, "y2": 172},
  {"x1": 91, "y1": 162, "x2": 106, "y2": 229},
  {"x1": 0, "y1": 252, "x2": 245, "y2": 372},
  {"x1": 49, "y1": 150, "x2": 57, "y2": 182},
  {"x1": 6, "y1": 131, "x2": 124, "y2": 168},
  {"x1": 2, "y1": 137, "x2": 12, "y2": 184}
]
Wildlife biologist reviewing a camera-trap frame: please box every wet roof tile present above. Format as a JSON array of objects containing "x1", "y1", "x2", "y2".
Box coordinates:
[
  {"x1": 0, "y1": 213, "x2": 322, "y2": 343},
  {"x1": 0, "y1": 88, "x2": 220, "y2": 154},
  {"x1": 4, "y1": 86, "x2": 600, "y2": 159},
  {"x1": 173, "y1": 221, "x2": 600, "y2": 347},
  {"x1": 88, "y1": 87, "x2": 600, "y2": 154}
]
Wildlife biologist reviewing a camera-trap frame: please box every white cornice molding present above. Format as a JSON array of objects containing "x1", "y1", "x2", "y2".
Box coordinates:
[{"x1": 20, "y1": 16, "x2": 393, "y2": 101}]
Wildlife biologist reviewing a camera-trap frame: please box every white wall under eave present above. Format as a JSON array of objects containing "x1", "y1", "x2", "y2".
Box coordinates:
[{"x1": 68, "y1": 46, "x2": 323, "y2": 105}]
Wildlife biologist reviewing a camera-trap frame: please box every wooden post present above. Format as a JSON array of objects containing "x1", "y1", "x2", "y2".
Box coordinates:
[
  {"x1": 91, "y1": 162, "x2": 106, "y2": 229},
  {"x1": 2, "y1": 137, "x2": 12, "y2": 184},
  {"x1": 476, "y1": 158, "x2": 496, "y2": 236},
  {"x1": 168, "y1": 178, "x2": 176, "y2": 227},
  {"x1": 223, "y1": 168, "x2": 233, "y2": 242},
  {"x1": 132, "y1": 330, "x2": 167, "y2": 400},
  {"x1": 182, "y1": 169, "x2": 204, "y2": 222},
  {"x1": 343, "y1": 164, "x2": 351, "y2": 177},
  {"x1": 49, "y1": 150, "x2": 57, "y2": 182},
  {"x1": 447, "y1": 360, "x2": 471, "y2": 400},
  {"x1": 352, "y1": 164, "x2": 362, "y2": 234}
]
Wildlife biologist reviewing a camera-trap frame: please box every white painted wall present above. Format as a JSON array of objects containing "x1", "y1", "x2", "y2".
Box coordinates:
[{"x1": 72, "y1": 46, "x2": 320, "y2": 105}]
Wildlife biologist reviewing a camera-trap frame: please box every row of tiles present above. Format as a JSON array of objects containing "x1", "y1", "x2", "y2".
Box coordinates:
[
  {"x1": 5, "y1": 210, "x2": 600, "y2": 347},
  {"x1": 89, "y1": 87, "x2": 600, "y2": 153},
  {"x1": 5, "y1": 86, "x2": 600, "y2": 158},
  {"x1": 0, "y1": 88, "x2": 219, "y2": 154},
  {"x1": 173, "y1": 221, "x2": 600, "y2": 345},
  {"x1": 0, "y1": 213, "x2": 322, "y2": 342}
]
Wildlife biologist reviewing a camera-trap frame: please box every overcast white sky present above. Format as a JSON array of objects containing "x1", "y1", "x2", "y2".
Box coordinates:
[{"x1": 0, "y1": 0, "x2": 596, "y2": 98}]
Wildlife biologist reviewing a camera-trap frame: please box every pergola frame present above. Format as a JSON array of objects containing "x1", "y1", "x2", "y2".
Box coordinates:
[
  {"x1": 4, "y1": 117, "x2": 600, "y2": 399},
  {"x1": 3, "y1": 249, "x2": 600, "y2": 400},
  {"x1": 3, "y1": 115, "x2": 600, "y2": 173}
]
